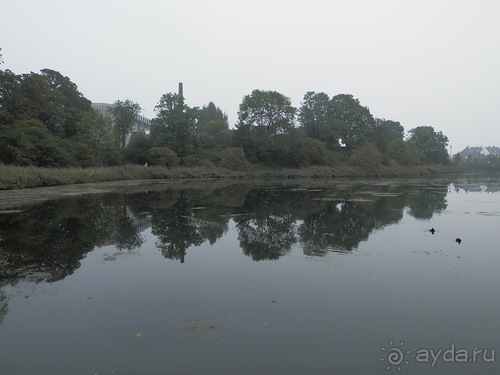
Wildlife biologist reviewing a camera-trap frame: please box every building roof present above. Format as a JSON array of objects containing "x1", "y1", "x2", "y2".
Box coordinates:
[{"x1": 459, "y1": 146, "x2": 500, "y2": 157}]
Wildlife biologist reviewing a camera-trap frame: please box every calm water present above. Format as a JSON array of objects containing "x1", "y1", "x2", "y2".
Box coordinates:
[{"x1": 1, "y1": 176, "x2": 500, "y2": 374}]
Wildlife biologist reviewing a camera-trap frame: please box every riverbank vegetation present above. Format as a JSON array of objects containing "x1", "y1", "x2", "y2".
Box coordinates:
[
  {"x1": 0, "y1": 54, "x2": 469, "y2": 190},
  {"x1": 0, "y1": 163, "x2": 461, "y2": 190}
]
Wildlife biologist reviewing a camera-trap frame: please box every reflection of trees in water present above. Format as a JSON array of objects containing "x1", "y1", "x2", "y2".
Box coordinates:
[
  {"x1": 150, "y1": 190, "x2": 232, "y2": 262},
  {"x1": 0, "y1": 196, "x2": 149, "y2": 286},
  {"x1": 236, "y1": 215, "x2": 296, "y2": 261},
  {"x1": 151, "y1": 198, "x2": 204, "y2": 263},
  {"x1": 0, "y1": 181, "x2": 452, "y2": 283},
  {"x1": 407, "y1": 186, "x2": 448, "y2": 220},
  {"x1": 0, "y1": 180, "x2": 454, "y2": 325}
]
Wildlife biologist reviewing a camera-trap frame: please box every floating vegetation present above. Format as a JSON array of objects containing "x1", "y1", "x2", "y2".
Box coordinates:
[{"x1": 181, "y1": 318, "x2": 218, "y2": 333}]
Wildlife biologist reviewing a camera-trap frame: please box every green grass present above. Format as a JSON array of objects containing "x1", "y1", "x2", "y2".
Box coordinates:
[{"x1": 0, "y1": 163, "x2": 463, "y2": 190}]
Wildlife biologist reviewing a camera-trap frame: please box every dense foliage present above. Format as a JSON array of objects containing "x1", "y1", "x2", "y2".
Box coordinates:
[{"x1": 1, "y1": 55, "x2": 457, "y2": 170}]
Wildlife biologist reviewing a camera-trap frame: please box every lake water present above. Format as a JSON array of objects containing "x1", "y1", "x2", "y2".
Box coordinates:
[{"x1": 1, "y1": 175, "x2": 500, "y2": 374}]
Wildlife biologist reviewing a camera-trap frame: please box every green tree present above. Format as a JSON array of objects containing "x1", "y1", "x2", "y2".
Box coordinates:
[
  {"x1": 236, "y1": 89, "x2": 296, "y2": 136},
  {"x1": 298, "y1": 91, "x2": 334, "y2": 142},
  {"x1": 329, "y1": 94, "x2": 376, "y2": 149},
  {"x1": 39, "y1": 69, "x2": 92, "y2": 138},
  {"x1": 407, "y1": 126, "x2": 449, "y2": 164},
  {"x1": 123, "y1": 133, "x2": 153, "y2": 165},
  {"x1": 109, "y1": 99, "x2": 142, "y2": 148},
  {"x1": 385, "y1": 139, "x2": 414, "y2": 165},
  {"x1": 234, "y1": 89, "x2": 296, "y2": 163},
  {"x1": 75, "y1": 111, "x2": 117, "y2": 165},
  {"x1": 197, "y1": 102, "x2": 230, "y2": 149},
  {"x1": 0, "y1": 69, "x2": 91, "y2": 138},
  {"x1": 0, "y1": 119, "x2": 73, "y2": 166},
  {"x1": 373, "y1": 119, "x2": 404, "y2": 152},
  {"x1": 150, "y1": 93, "x2": 199, "y2": 157}
]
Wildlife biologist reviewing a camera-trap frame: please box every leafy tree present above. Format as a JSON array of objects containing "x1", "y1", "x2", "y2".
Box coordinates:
[
  {"x1": 385, "y1": 139, "x2": 414, "y2": 165},
  {"x1": 109, "y1": 99, "x2": 142, "y2": 148},
  {"x1": 329, "y1": 94, "x2": 376, "y2": 149},
  {"x1": 234, "y1": 89, "x2": 296, "y2": 163},
  {"x1": 373, "y1": 119, "x2": 404, "y2": 152},
  {"x1": 0, "y1": 119, "x2": 73, "y2": 166},
  {"x1": 75, "y1": 111, "x2": 117, "y2": 164},
  {"x1": 407, "y1": 126, "x2": 449, "y2": 164},
  {"x1": 197, "y1": 102, "x2": 231, "y2": 149},
  {"x1": 298, "y1": 91, "x2": 334, "y2": 142},
  {"x1": 0, "y1": 69, "x2": 91, "y2": 138},
  {"x1": 236, "y1": 89, "x2": 296, "y2": 136},
  {"x1": 150, "y1": 93, "x2": 199, "y2": 157},
  {"x1": 123, "y1": 133, "x2": 153, "y2": 164},
  {"x1": 39, "y1": 69, "x2": 92, "y2": 138}
]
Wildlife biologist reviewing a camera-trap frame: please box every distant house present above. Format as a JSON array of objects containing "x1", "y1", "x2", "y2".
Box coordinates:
[
  {"x1": 459, "y1": 146, "x2": 500, "y2": 158},
  {"x1": 91, "y1": 102, "x2": 151, "y2": 146}
]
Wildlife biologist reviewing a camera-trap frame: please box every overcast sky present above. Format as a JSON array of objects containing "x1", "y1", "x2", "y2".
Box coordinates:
[{"x1": 1, "y1": 0, "x2": 499, "y2": 153}]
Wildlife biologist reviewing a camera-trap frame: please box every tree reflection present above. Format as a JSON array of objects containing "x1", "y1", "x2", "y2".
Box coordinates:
[
  {"x1": 151, "y1": 197, "x2": 204, "y2": 263},
  {"x1": 407, "y1": 185, "x2": 448, "y2": 220},
  {"x1": 236, "y1": 214, "x2": 296, "y2": 261}
]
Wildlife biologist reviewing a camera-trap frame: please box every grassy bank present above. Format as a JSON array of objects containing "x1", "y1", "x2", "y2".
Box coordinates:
[{"x1": 0, "y1": 163, "x2": 463, "y2": 190}]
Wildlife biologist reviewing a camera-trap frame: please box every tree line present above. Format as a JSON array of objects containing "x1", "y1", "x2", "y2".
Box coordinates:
[{"x1": 0, "y1": 63, "x2": 452, "y2": 169}]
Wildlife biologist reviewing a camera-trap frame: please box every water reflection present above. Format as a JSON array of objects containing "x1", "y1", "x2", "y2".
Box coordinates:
[
  {"x1": 0, "y1": 179, "x2": 455, "y2": 282},
  {"x1": 2, "y1": 176, "x2": 500, "y2": 374},
  {"x1": 3, "y1": 176, "x2": 499, "y2": 284}
]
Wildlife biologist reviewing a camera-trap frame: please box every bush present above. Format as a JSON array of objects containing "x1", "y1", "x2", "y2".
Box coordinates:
[
  {"x1": 146, "y1": 147, "x2": 179, "y2": 167},
  {"x1": 124, "y1": 133, "x2": 152, "y2": 165},
  {"x1": 218, "y1": 147, "x2": 251, "y2": 171},
  {"x1": 385, "y1": 139, "x2": 413, "y2": 166},
  {"x1": 289, "y1": 137, "x2": 328, "y2": 167},
  {"x1": 349, "y1": 143, "x2": 382, "y2": 170}
]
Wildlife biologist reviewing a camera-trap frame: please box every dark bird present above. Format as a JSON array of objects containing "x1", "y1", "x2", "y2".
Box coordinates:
[
  {"x1": 430, "y1": 228, "x2": 435, "y2": 235},
  {"x1": 455, "y1": 238, "x2": 462, "y2": 244}
]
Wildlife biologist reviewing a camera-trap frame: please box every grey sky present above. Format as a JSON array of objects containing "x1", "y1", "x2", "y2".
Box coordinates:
[{"x1": 1, "y1": 0, "x2": 499, "y2": 153}]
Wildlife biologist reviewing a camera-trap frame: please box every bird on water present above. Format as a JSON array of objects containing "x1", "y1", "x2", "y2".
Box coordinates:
[{"x1": 455, "y1": 238, "x2": 462, "y2": 244}]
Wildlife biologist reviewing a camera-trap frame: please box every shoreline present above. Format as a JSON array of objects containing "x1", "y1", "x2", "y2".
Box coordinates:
[
  {"x1": 0, "y1": 164, "x2": 463, "y2": 191},
  {"x1": 0, "y1": 164, "x2": 466, "y2": 210}
]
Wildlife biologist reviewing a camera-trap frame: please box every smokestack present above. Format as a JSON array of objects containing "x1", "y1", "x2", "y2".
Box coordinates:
[{"x1": 178, "y1": 82, "x2": 183, "y2": 99}]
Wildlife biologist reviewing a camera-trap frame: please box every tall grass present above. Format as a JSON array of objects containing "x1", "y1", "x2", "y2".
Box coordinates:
[{"x1": 0, "y1": 163, "x2": 463, "y2": 190}]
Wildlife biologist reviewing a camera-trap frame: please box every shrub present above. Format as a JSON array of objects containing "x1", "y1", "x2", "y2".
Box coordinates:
[
  {"x1": 146, "y1": 147, "x2": 179, "y2": 167},
  {"x1": 289, "y1": 137, "x2": 328, "y2": 167},
  {"x1": 349, "y1": 143, "x2": 382, "y2": 170},
  {"x1": 218, "y1": 147, "x2": 251, "y2": 171}
]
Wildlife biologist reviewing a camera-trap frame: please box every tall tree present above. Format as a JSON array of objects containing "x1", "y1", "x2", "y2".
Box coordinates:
[
  {"x1": 373, "y1": 119, "x2": 405, "y2": 152},
  {"x1": 236, "y1": 89, "x2": 296, "y2": 136},
  {"x1": 109, "y1": 99, "x2": 141, "y2": 148},
  {"x1": 329, "y1": 94, "x2": 376, "y2": 149},
  {"x1": 0, "y1": 69, "x2": 91, "y2": 138},
  {"x1": 197, "y1": 102, "x2": 230, "y2": 150},
  {"x1": 150, "y1": 93, "x2": 199, "y2": 157},
  {"x1": 407, "y1": 126, "x2": 449, "y2": 164},
  {"x1": 74, "y1": 111, "x2": 118, "y2": 164},
  {"x1": 298, "y1": 91, "x2": 333, "y2": 141},
  {"x1": 40, "y1": 69, "x2": 92, "y2": 138}
]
